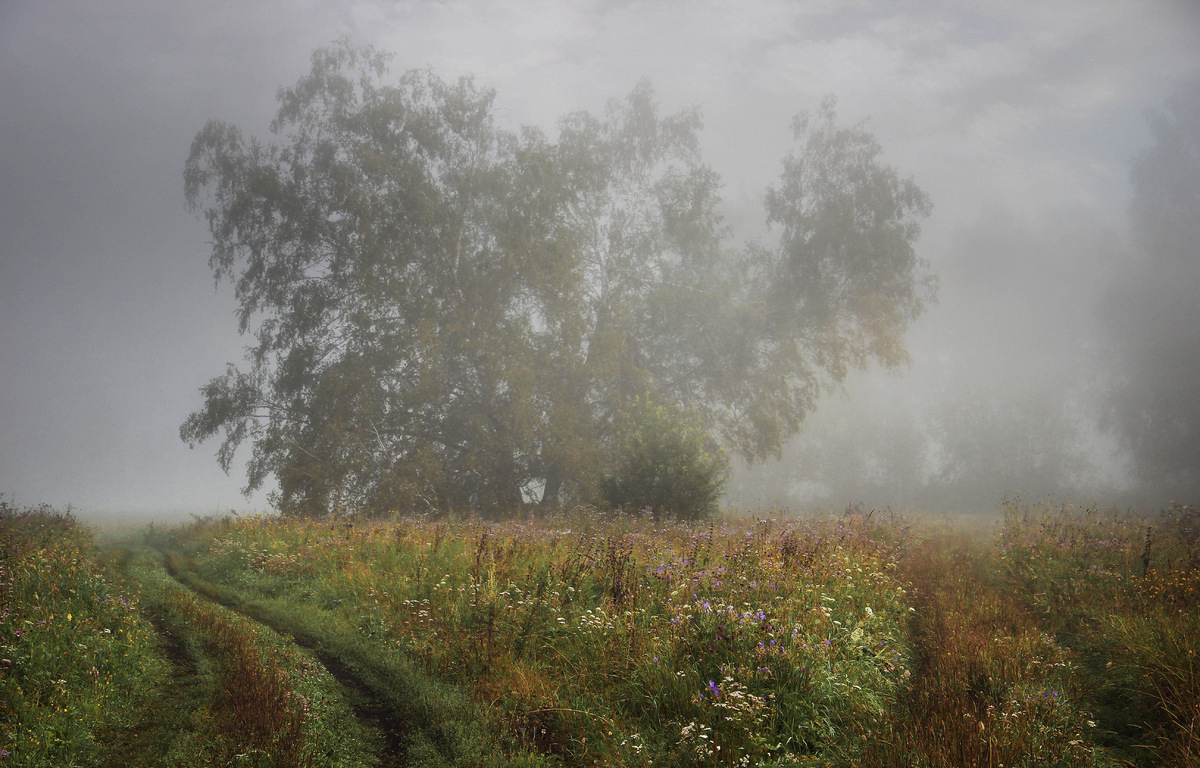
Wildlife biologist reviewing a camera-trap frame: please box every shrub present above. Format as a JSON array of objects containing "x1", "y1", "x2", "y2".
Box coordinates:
[{"x1": 600, "y1": 398, "x2": 728, "y2": 520}]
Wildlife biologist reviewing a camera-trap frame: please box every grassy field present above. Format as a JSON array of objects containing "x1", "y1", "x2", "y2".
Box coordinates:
[{"x1": 2, "y1": 499, "x2": 1197, "y2": 767}]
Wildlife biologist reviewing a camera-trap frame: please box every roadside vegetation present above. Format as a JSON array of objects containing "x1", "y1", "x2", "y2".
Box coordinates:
[
  {"x1": 0, "y1": 503, "x2": 161, "y2": 766},
  {"x1": 3, "y1": 499, "x2": 1197, "y2": 766},
  {"x1": 2, "y1": 501, "x2": 376, "y2": 767},
  {"x1": 999, "y1": 500, "x2": 1200, "y2": 766}
]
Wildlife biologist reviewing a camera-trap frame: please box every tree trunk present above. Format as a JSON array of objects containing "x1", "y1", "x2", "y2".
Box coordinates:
[{"x1": 541, "y1": 462, "x2": 564, "y2": 506}]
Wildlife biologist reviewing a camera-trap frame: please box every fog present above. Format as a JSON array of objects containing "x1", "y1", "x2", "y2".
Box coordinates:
[{"x1": 1, "y1": 1, "x2": 1198, "y2": 523}]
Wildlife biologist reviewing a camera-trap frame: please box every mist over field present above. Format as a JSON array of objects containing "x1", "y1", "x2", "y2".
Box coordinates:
[{"x1": 1, "y1": 1, "x2": 1199, "y2": 521}]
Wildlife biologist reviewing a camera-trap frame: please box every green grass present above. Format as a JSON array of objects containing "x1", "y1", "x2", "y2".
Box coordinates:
[
  {"x1": 2, "y1": 503, "x2": 375, "y2": 767},
  {"x1": 5, "y1": 500, "x2": 1197, "y2": 767},
  {"x1": 159, "y1": 510, "x2": 916, "y2": 765},
  {"x1": 150, "y1": 506, "x2": 1129, "y2": 767},
  {"x1": 867, "y1": 530, "x2": 1113, "y2": 767},
  {"x1": 0, "y1": 503, "x2": 163, "y2": 766},
  {"x1": 114, "y1": 546, "x2": 377, "y2": 767},
  {"x1": 999, "y1": 500, "x2": 1200, "y2": 766},
  {"x1": 160, "y1": 548, "x2": 552, "y2": 768}
]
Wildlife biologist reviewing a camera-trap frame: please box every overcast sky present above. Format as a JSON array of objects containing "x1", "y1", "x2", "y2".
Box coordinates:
[{"x1": 2, "y1": 0, "x2": 1198, "y2": 520}]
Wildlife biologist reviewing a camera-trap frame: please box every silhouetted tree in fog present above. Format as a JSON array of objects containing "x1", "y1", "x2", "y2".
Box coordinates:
[
  {"x1": 1104, "y1": 79, "x2": 1200, "y2": 503},
  {"x1": 925, "y1": 382, "x2": 1092, "y2": 506},
  {"x1": 180, "y1": 42, "x2": 934, "y2": 516}
]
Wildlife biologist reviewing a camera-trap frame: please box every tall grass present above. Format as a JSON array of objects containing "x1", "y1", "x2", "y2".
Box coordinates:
[
  {"x1": 856, "y1": 532, "x2": 1112, "y2": 767},
  {"x1": 120, "y1": 547, "x2": 376, "y2": 767},
  {"x1": 162, "y1": 506, "x2": 1128, "y2": 766},
  {"x1": 1000, "y1": 500, "x2": 1200, "y2": 766},
  {"x1": 0, "y1": 502, "x2": 374, "y2": 767},
  {"x1": 0, "y1": 503, "x2": 163, "y2": 766},
  {"x1": 12, "y1": 499, "x2": 1190, "y2": 766},
  {"x1": 164, "y1": 509, "x2": 914, "y2": 764}
]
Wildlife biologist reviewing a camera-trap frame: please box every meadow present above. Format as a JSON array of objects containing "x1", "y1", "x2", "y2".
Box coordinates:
[{"x1": 1, "y1": 499, "x2": 1196, "y2": 767}]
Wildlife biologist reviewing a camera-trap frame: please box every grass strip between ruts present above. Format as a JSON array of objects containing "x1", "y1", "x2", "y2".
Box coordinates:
[{"x1": 115, "y1": 546, "x2": 377, "y2": 768}]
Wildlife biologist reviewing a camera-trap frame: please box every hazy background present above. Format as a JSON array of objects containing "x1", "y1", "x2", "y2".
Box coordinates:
[{"x1": 2, "y1": 0, "x2": 1198, "y2": 523}]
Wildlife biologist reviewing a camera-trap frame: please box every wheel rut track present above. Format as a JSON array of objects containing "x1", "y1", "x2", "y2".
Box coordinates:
[
  {"x1": 307, "y1": 648, "x2": 409, "y2": 765},
  {"x1": 161, "y1": 554, "x2": 410, "y2": 767}
]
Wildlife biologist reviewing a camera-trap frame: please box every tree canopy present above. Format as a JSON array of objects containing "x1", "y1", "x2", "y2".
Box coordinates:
[{"x1": 181, "y1": 41, "x2": 933, "y2": 516}]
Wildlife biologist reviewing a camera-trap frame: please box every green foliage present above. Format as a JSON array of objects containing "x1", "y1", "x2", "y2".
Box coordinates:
[
  {"x1": 600, "y1": 398, "x2": 728, "y2": 519},
  {"x1": 181, "y1": 40, "x2": 934, "y2": 516}
]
